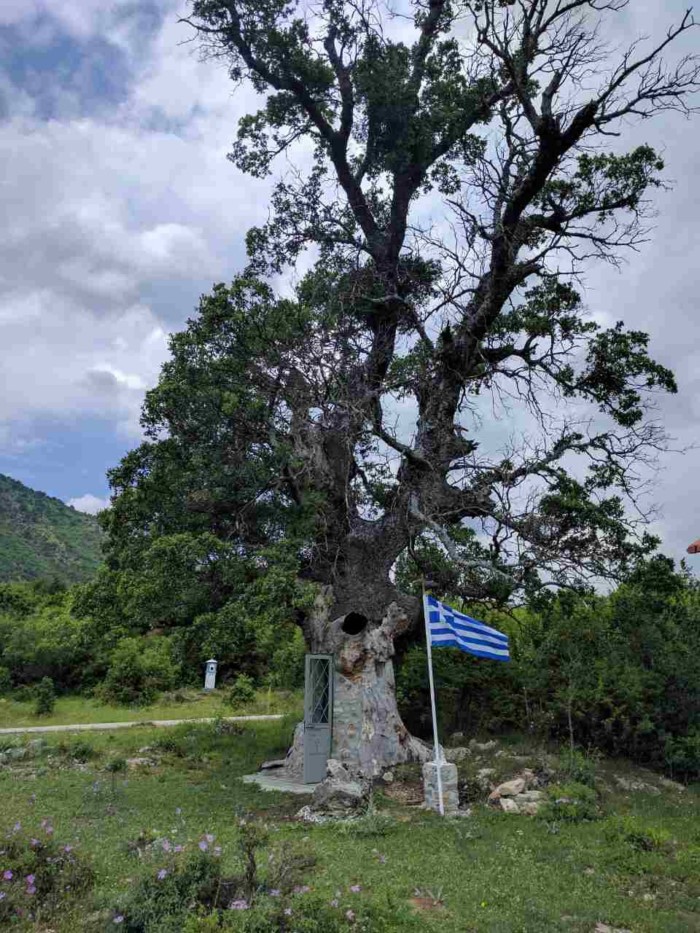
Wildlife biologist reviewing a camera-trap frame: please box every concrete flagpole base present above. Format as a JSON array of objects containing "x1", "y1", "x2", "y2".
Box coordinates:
[{"x1": 423, "y1": 760, "x2": 459, "y2": 815}]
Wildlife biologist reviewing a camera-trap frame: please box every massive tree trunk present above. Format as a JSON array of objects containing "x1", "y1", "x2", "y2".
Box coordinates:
[{"x1": 283, "y1": 582, "x2": 431, "y2": 779}]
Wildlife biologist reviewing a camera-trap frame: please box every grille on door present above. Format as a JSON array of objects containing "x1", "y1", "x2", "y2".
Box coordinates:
[{"x1": 309, "y1": 657, "x2": 330, "y2": 724}]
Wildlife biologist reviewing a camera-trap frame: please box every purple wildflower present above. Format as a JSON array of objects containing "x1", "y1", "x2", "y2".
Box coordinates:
[
  {"x1": 198, "y1": 840, "x2": 208, "y2": 852},
  {"x1": 30, "y1": 839, "x2": 40, "y2": 848},
  {"x1": 25, "y1": 875, "x2": 35, "y2": 885},
  {"x1": 229, "y1": 899, "x2": 249, "y2": 911},
  {"x1": 26, "y1": 885, "x2": 36, "y2": 895},
  {"x1": 157, "y1": 869, "x2": 168, "y2": 880},
  {"x1": 174, "y1": 845, "x2": 183, "y2": 854},
  {"x1": 0, "y1": 892, "x2": 5, "y2": 901},
  {"x1": 293, "y1": 884, "x2": 310, "y2": 894},
  {"x1": 113, "y1": 915, "x2": 124, "y2": 925},
  {"x1": 63, "y1": 844, "x2": 73, "y2": 853},
  {"x1": 175, "y1": 808, "x2": 182, "y2": 816},
  {"x1": 330, "y1": 899, "x2": 339, "y2": 908},
  {"x1": 350, "y1": 884, "x2": 361, "y2": 893},
  {"x1": 346, "y1": 909, "x2": 356, "y2": 921},
  {"x1": 205, "y1": 834, "x2": 215, "y2": 844},
  {"x1": 162, "y1": 840, "x2": 171, "y2": 852},
  {"x1": 3, "y1": 870, "x2": 13, "y2": 881},
  {"x1": 12, "y1": 822, "x2": 21, "y2": 833},
  {"x1": 269, "y1": 889, "x2": 281, "y2": 897}
]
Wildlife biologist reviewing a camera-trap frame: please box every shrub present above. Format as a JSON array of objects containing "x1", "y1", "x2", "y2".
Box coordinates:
[
  {"x1": 556, "y1": 747, "x2": 599, "y2": 788},
  {"x1": 33, "y1": 676, "x2": 56, "y2": 716},
  {"x1": 114, "y1": 850, "x2": 222, "y2": 932},
  {"x1": 98, "y1": 637, "x2": 179, "y2": 706},
  {"x1": 267, "y1": 628, "x2": 306, "y2": 690},
  {"x1": 0, "y1": 593, "x2": 91, "y2": 691},
  {"x1": 66, "y1": 739, "x2": 96, "y2": 762},
  {"x1": 152, "y1": 734, "x2": 188, "y2": 757},
  {"x1": 160, "y1": 688, "x2": 191, "y2": 704},
  {"x1": 113, "y1": 819, "x2": 325, "y2": 931},
  {"x1": 0, "y1": 823, "x2": 95, "y2": 924},
  {"x1": 607, "y1": 816, "x2": 674, "y2": 853},
  {"x1": 226, "y1": 674, "x2": 256, "y2": 708},
  {"x1": 538, "y1": 782, "x2": 601, "y2": 823},
  {"x1": 664, "y1": 730, "x2": 700, "y2": 780}
]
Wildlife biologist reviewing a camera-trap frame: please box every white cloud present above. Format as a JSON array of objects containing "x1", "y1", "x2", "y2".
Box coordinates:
[
  {"x1": 0, "y1": 2, "x2": 270, "y2": 443},
  {"x1": 67, "y1": 492, "x2": 109, "y2": 514}
]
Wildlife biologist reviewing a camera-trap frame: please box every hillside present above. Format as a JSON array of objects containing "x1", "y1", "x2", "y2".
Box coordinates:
[{"x1": 0, "y1": 474, "x2": 103, "y2": 583}]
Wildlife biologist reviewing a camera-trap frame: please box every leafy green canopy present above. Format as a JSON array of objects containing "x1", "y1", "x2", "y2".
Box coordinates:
[{"x1": 98, "y1": 1, "x2": 699, "y2": 627}]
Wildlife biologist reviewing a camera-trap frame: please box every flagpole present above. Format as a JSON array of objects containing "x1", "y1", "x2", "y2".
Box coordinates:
[{"x1": 422, "y1": 580, "x2": 444, "y2": 817}]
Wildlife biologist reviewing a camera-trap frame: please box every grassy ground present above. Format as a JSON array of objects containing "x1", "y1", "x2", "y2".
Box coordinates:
[
  {"x1": 0, "y1": 688, "x2": 298, "y2": 728},
  {"x1": 0, "y1": 721, "x2": 698, "y2": 931}
]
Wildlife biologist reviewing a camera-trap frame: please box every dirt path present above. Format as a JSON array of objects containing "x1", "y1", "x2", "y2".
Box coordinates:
[{"x1": 0, "y1": 714, "x2": 284, "y2": 735}]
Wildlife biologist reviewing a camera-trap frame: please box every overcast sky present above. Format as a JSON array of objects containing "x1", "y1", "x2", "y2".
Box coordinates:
[{"x1": 0, "y1": 0, "x2": 698, "y2": 568}]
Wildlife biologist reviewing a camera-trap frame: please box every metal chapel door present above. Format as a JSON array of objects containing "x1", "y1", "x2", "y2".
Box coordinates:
[{"x1": 303, "y1": 654, "x2": 333, "y2": 783}]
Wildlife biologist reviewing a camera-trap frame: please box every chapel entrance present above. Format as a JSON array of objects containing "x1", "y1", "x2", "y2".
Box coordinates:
[{"x1": 303, "y1": 654, "x2": 333, "y2": 783}]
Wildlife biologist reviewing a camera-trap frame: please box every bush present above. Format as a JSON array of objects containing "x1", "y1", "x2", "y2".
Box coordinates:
[
  {"x1": 397, "y1": 635, "x2": 520, "y2": 740},
  {"x1": 0, "y1": 822, "x2": 95, "y2": 925},
  {"x1": 556, "y1": 748, "x2": 599, "y2": 788},
  {"x1": 226, "y1": 674, "x2": 256, "y2": 708},
  {"x1": 113, "y1": 819, "x2": 317, "y2": 932},
  {"x1": 267, "y1": 628, "x2": 306, "y2": 690},
  {"x1": 114, "y1": 850, "x2": 222, "y2": 932},
  {"x1": 66, "y1": 739, "x2": 96, "y2": 762},
  {"x1": 664, "y1": 730, "x2": 700, "y2": 780},
  {"x1": 396, "y1": 557, "x2": 700, "y2": 775},
  {"x1": 0, "y1": 593, "x2": 91, "y2": 691},
  {"x1": 98, "y1": 637, "x2": 179, "y2": 706},
  {"x1": 152, "y1": 734, "x2": 189, "y2": 757},
  {"x1": 33, "y1": 676, "x2": 56, "y2": 716},
  {"x1": 538, "y1": 782, "x2": 601, "y2": 823},
  {"x1": 607, "y1": 816, "x2": 674, "y2": 853}
]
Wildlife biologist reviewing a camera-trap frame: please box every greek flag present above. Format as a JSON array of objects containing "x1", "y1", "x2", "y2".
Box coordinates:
[{"x1": 424, "y1": 594, "x2": 510, "y2": 662}]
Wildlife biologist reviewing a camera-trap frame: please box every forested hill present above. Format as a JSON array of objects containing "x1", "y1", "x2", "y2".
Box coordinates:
[{"x1": 0, "y1": 474, "x2": 103, "y2": 583}]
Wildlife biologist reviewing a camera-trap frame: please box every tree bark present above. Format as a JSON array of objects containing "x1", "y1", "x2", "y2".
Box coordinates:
[{"x1": 283, "y1": 583, "x2": 431, "y2": 778}]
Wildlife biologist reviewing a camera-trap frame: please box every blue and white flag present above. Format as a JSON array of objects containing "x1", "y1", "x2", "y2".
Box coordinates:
[{"x1": 424, "y1": 594, "x2": 510, "y2": 662}]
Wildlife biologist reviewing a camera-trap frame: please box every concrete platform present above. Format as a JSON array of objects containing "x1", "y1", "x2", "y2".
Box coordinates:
[{"x1": 241, "y1": 771, "x2": 318, "y2": 794}]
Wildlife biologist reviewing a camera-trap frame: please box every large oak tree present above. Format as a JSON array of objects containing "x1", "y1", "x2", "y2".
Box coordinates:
[{"x1": 99, "y1": 0, "x2": 698, "y2": 774}]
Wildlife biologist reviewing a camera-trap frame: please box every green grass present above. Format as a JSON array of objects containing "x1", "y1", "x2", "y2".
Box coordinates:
[
  {"x1": 0, "y1": 722, "x2": 698, "y2": 931},
  {"x1": 0, "y1": 688, "x2": 301, "y2": 729}
]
